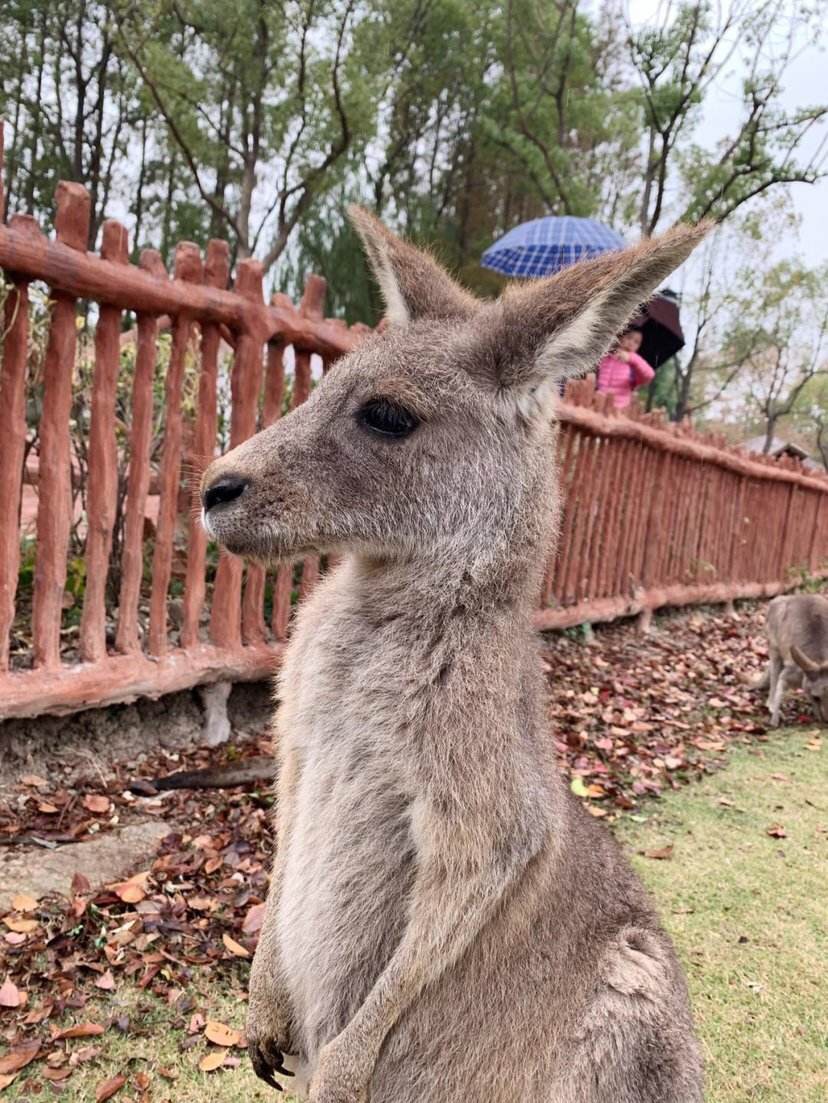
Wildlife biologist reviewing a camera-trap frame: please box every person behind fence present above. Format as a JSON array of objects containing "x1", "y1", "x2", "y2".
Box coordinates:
[{"x1": 596, "y1": 326, "x2": 654, "y2": 408}]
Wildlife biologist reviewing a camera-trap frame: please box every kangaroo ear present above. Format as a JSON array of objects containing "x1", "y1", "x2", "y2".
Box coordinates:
[
  {"x1": 348, "y1": 205, "x2": 478, "y2": 327},
  {"x1": 484, "y1": 222, "x2": 711, "y2": 414},
  {"x1": 791, "y1": 645, "x2": 820, "y2": 675}
]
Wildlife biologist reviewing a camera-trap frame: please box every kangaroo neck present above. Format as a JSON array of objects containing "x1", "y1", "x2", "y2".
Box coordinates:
[{"x1": 344, "y1": 546, "x2": 543, "y2": 633}]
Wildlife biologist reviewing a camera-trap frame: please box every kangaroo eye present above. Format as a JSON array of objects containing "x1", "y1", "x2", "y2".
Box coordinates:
[{"x1": 358, "y1": 398, "x2": 420, "y2": 439}]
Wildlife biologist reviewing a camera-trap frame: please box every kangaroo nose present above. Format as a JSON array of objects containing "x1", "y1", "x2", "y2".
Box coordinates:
[{"x1": 203, "y1": 475, "x2": 249, "y2": 512}]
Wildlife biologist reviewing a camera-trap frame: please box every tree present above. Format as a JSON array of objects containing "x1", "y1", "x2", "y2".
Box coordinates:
[
  {"x1": 283, "y1": 0, "x2": 643, "y2": 314},
  {"x1": 0, "y1": 0, "x2": 140, "y2": 248},
  {"x1": 706, "y1": 258, "x2": 828, "y2": 448},
  {"x1": 491, "y1": 0, "x2": 641, "y2": 225},
  {"x1": 115, "y1": 0, "x2": 385, "y2": 271},
  {"x1": 628, "y1": 0, "x2": 827, "y2": 236}
]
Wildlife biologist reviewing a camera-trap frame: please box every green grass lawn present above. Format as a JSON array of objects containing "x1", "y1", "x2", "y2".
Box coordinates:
[
  {"x1": 12, "y1": 729, "x2": 826, "y2": 1101},
  {"x1": 617, "y1": 727, "x2": 827, "y2": 1102}
]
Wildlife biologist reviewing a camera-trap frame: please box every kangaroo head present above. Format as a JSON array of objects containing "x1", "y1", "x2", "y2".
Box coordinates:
[
  {"x1": 202, "y1": 209, "x2": 707, "y2": 579},
  {"x1": 791, "y1": 645, "x2": 828, "y2": 722}
]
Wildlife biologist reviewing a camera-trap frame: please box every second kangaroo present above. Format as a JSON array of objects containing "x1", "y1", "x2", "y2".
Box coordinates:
[
  {"x1": 758, "y1": 592, "x2": 828, "y2": 726},
  {"x1": 202, "y1": 210, "x2": 708, "y2": 1102}
]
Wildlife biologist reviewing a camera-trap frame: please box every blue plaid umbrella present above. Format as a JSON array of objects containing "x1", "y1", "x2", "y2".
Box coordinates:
[{"x1": 481, "y1": 216, "x2": 625, "y2": 278}]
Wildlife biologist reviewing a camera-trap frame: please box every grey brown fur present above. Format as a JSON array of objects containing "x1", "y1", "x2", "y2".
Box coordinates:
[
  {"x1": 759, "y1": 593, "x2": 828, "y2": 726},
  {"x1": 202, "y1": 209, "x2": 708, "y2": 1103}
]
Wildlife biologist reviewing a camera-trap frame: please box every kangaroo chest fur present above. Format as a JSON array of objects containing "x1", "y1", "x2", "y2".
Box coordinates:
[{"x1": 275, "y1": 568, "x2": 442, "y2": 1060}]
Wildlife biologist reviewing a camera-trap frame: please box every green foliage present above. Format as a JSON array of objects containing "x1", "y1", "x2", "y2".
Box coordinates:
[
  {"x1": 787, "y1": 562, "x2": 828, "y2": 593},
  {"x1": 279, "y1": 193, "x2": 382, "y2": 325},
  {"x1": 645, "y1": 356, "x2": 681, "y2": 420}
]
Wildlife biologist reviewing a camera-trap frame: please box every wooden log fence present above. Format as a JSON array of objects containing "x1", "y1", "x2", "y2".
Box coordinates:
[
  {"x1": 541, "y1": 380, "x2": 828, "y2": 632},
  {"x1": 1, "y1": 165, "x2": 827, "y2": 720}
]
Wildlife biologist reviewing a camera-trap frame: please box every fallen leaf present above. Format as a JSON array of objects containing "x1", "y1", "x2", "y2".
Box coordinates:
[
  {"x1": 242, "y1": 903, "x2": 265, "y2": 935},
  {"x1": 3, "y1": 917, "x2": 37, "y2": 934},
  {"x1": 37, "y1": 802, "x2": 59, "y2": 814},
  {"x1": 643, "y1": 844, "x2": 674, "y2": 860},
  {"x1": 95, "y1": 1073, "x2": 127, "y2": 1101},
  {"x1": 109, "y1": 881, "x2": 145, "y2": 904},
  {"x1": 94, "y1": 970, "x2": 116, "y2": 991},
  {"x1": 0, "y1": 978, "x2": 24, "y2": 1008},
  {"x1": 200, "y1": 1050, "x2": 227, "y2": 1072},
  {"x1": 71, "y1": 872, "x2": 92, "y2": 894},
  {"x1": 83, "y1": 794, "x2": 111, "y2": 814},
  {"x1": 0, "y1": 1041, "x2": 40, "y2": 1075},
  {"x1": 11, "y1": 894, "x2": 38, "y2": 913},
  {"x1": 766, "y1": 823, "x2": 787, "y2": 838},
  {"x1": 24, "y1": 1001, "x2": 54, "y2": 1025},
  {"x1": 570, "y1": 776, "x2": 589, "y2": 798},
  {"x1": 222, "y1": 934, "x2": 250, "y2": 958},
  {"x1": 53, "y1": 1022, "x2": 106, "y2": 1040},
  {"x1": 204, "y1": 1020, "x2": 242, "y2": 1047},
  {"x1": 188, "y1": 895, "x2": 216, "y2": 911},
  {"x1": 69, "y1": 1046, "x2": 101, "y2": 1067},
  {"x1": 42, "y1": 1066, "x2": 73, "y2": 1082},
  {"x1": 0, "y1": 1073, "x2": 18, "y2": 1091},
  {"x1": 20, "y1": 774, "x2": 48, "y2": 788}
]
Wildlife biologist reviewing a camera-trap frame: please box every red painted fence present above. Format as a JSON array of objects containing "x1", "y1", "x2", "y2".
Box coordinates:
[
  {"x1": 541, "y1": 380, "x2": 828, "y2": 632},
  {"x1": 1, "y1": 162, "x2": 827, "y2": 720}
]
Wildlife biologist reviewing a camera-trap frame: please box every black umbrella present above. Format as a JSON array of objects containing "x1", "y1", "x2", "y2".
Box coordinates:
[{"x1": 630, "y1": 289, "x2": 685, "y2": 369}]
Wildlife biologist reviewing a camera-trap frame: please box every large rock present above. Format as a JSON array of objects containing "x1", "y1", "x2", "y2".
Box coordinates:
[{"x1": 0, "y1": 821, "x2": 170, "y2": 912}]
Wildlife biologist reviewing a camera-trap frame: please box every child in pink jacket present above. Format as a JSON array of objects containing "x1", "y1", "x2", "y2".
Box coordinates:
[{"x1": 596, "y1": 328, "x2": 654, "y2": 409}]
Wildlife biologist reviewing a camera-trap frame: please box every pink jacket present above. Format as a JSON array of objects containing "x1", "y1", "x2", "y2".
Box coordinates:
[{"x1": 596, "y1": 351, "x2": 654, "y2": 409}]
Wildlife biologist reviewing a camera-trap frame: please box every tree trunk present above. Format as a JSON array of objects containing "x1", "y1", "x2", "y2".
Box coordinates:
[{"x1": 762, "y1": 416, "x2": 779, "y2": 454}]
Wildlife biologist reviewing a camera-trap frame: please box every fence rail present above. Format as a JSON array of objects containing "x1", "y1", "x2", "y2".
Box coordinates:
[{"x1": 1, "y1": 158, "x2": 826, "y2": 720}]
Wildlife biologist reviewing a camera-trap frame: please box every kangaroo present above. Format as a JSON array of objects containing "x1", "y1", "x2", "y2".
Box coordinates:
[
  {"x1": 757, "y1": 593, "x2": 828, "y2": 727},
  {"x1": 201, "y1": 208, "x2": 708, "y2": 1103}
]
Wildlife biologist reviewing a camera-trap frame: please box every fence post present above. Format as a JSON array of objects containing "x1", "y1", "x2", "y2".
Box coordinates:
[
  {"x1": 31, "y1": 183, "x2": 91, "y2": 669},
  {"x1": 268, "y1": 295, "x2": 295, "y2": 642},
  {"x1": 262, "y1": 339, "x2": 293, "y2": 641},
  {"x1": 181, "y1": 239, "x2": 230, "y2": 648},
  {"x1": 148, "y1": 243, "x2": 203, "y2": 657},
  {"x1": 115, "y1": 249, "x2": 167, "y2": 654},
  {"x1": 0, "y1": 219, "x2": 38, "y2": 668},
  {"x1": 79, "y1": 219, "x2": 129, "y2": 662},
  {"x1": 210, "y1": 258, "x2": 266, "y2": 649},
  {"x1": 297, "y1": 275, "x2": 327, "y2": 601}
]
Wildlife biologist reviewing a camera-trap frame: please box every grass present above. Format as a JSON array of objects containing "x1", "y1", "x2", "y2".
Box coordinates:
[
  {"x1": 617, "y1": 727, "x2": 828, "y2": 1102},
  {"x1": 35, "y1": 980, "x2": 269, "y2": 1102},
  {"x1": 16, "y1": 729, "x2": 827, "y2": 1101}
]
